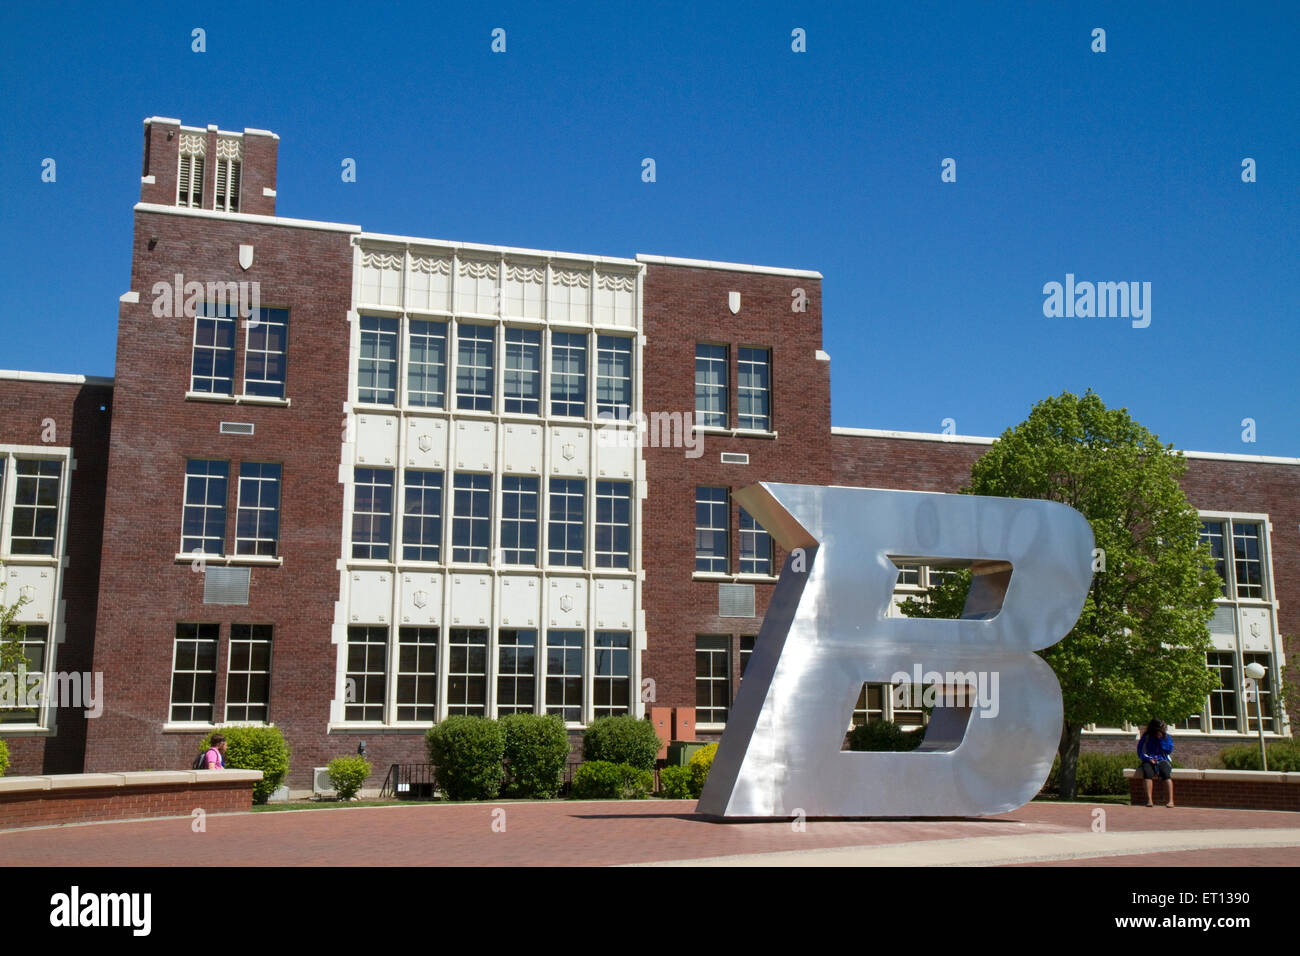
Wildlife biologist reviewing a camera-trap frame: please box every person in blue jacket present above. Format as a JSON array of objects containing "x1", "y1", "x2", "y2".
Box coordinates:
[{"x1": 1137, "y1": 718, "x2": 1174, "y2": 807}]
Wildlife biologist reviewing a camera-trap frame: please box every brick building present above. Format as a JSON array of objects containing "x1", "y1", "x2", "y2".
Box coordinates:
[{"x1": 0, "y1": 117, "x2": 1294, "y2": 786}]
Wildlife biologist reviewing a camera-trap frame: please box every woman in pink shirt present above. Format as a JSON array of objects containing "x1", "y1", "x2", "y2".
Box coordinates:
[{"x1": 204, "y1": 733, "x2": 227, "y2": 770}]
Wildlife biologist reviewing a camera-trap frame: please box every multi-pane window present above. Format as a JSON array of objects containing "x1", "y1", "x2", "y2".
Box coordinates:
[
  {"x1": 595, "y1": 335, "x2": 633, "y2": 420},
  {"x1": 546, "y1": 630, "x2": 583, "y2": 722},
  {"x1": 695, "y1": 487, "x2": 728, "y2": 572},
  {"x1": 11, "y1": 460, "x2": 61, "y2": 556},
  {"x1": 851, "y1": 684, "x2": 885, "y2": 728},
  {"x1": 0, "y1": 625, "x2": 48, "y2": 724},
  {"x1": 352, "y1": 468, "x2": 394, "y2": 560},
  {"x1": 456, "y1": 324, "x2": 495, "y2": 411},
  {"x1": 358, "y1": 316, "x2": 399, "y2": 404},
  {"x1": 192, "y1": 301, "x2": 237, "y2": 394},
  {"x1": 504, "y1": 328, "x2": 542, "y2": 415},
  {"x1": 500, "y1": 476, "x2": 539, "y2": 565},
  {"x1": 550, "y1": 331, "x2": 587, "y2": 417},
  {"x1": 894, "y1": 564, "x2": 922, "y2": 586},
  {"x1": 402, "y1": 470, "x2": 443, "y2": 562},
  {"x1": 213, "y1": 155, "x2": 241, "y2": 212},
  {"x1": 397, "y1": 626, "x2": 439, "y2": 722},
  {"x1": 593, "y1": 631, "x2": 631, "y2": 718},
  {"x1": 1232, "y1": 523, "x2": 1264, "y2": 598},
  {"x1": 244, "y1": 308, "x2": 289, "y2": 398},
  {"x1": 1208, "y1": 651, "x2": 1237, "y2": 731},
  {"x1": 235, "y1": 463, "x2": 281, "y2": 556},
  {"x1": 170, "y1": 623, "x2": 219, "y2": 722},
  {"x1": 182, "y1": 460, "x2": 229, "y2": 555},
  {"x1": 594, "y1": 481, "x2": 631, "y2": 569},
  {"x1": 497, "y1": 629, "x2": 537, "y2": 715},
  {"x1": 452, "y1": 474, "x2": 492, "y2": 563},
  {"x1": 177, "y1": 150, "x2": 204, "y2": 207},
  {"x1": 548, "y1": 479, "x2": 585, "y2": 567},
  {"x1": 1243, "y1": 652, "x2": 1275, "y2": 733},
  {"x1": 738, "y1": 506, "x2": 771, "y2": 575},
  {"x1": 737, "y1": 347, "x2": 771, "y2": 430},
  {"x1": 739, "y1": 635, "x2": 756, "y2": 680},
  {"x1": 447, "y1": 627, "x2": 488, "y2": 716},
  {"x1": 225, "y1": 624, "x2": 272, "y2": 722},
  {"x1": 1199, "y1": 521, "x2": 1227, "y2": 597},
  {"x1": 694, "y1": 344, "x2": 728, "y2": 428},
  {"x1": 345, "y1": 626, "x2": 388, "y2": 722},
  {"x1": 696, "y1": 635, "x2": 730, "y2": 725},
  {"x1": 408, "y1": 320, "x2": 448, "y2": 408}
]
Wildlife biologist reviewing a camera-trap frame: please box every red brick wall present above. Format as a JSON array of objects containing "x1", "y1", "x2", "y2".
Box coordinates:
[
  {"x1": 640, "y1": 263, "x2": 831, "y2": 712},
  {"x1": 139, "y1": 119, "x2": 277, "y2": 215},
  {"x1": 0, "y1": 781, "x2": 251, "y2": 830},
  {"x1": 0, "y1": 379, "x2": 112, "y2": 775},
  {"x1": 240, "y1": 131, "x2": 278, "y2": 217},
  {"x1": 1126, "y1": 775, "x2": 1300, "y2": 811}
]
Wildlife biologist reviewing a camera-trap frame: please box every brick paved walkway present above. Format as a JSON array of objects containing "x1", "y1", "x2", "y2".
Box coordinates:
[{"x1": 2, "y1": 800, "x2": 1296, "y2": 866}]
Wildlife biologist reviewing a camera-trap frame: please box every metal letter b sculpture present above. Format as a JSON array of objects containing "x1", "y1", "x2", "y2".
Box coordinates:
[{"x1": 697, "y1": 483, "x2": 1094, "y2": 818}]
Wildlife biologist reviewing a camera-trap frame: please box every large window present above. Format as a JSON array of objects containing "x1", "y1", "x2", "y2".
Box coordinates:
[
  {"x1": 694, "y1": 344, "x2": 728, "y2": 428},
  {"x1": 191, "y1": 301, "x2": 237, "y2": 395},
  {"x1": 1208, "y1": 651, "x2": 1237, "y2": 731},
  {"x1": 352, "y1": 468, "x2": 394, "y2": 560},
  {"x1": 504, "y1": 328, "x2": 541, "y2": 415},
  {"x1": 738, "y1": 505, "x2": 770, "y2": 575},
  {"x1": 695, "y1": 635, "x2": 730, "y2": 725},
  {"x1": 1243, "y1": 652, "x2": 1276, "y2": 733},
  {"x1": 244, "y1": 308, "x2": 289, "y2": 398},
  {"x1": 358, "y1": 316, "x2": 399, "y2": 404},
  {"x1": 402, "y1": 470, "x2": 443, "y2": 562},
  {"x1": 594, "y1": 480, "x2": 631, "y2": 569},
  {"x1": 595, "y1": 335, "x2": 633, "y2": 420},
  {"x1": 447, "y1": 628, "x2": 488, "y2": 716},
  {"x1": 1200, "y1": 519, "x2": 1268, "y2": 600},
  {"x1": 170, "y1": 623, "x2": 219, "y2": 723},
  {"x1": 548, "y1": 479, "x2": 585, "y2": 567},
  {"x1": 456, "y1": 324, "x2": 495, "y2": 411},
  {"x1": 501, "y1": 476, "x2": 539, "y2": 565},
  {"x1": 695, "y1": 487, "x2": 728, "y2": 572},
  {"x1": 408, "y1": 320, "x2": 448, "y2": 409},
  {"x1": 225, "y1": 624, "x2": 272, "y2": 722},
  {"x1": 546, "y1": 629, "x2": 583, "y2": 722},
  {"x1": 452, "y1": 474, "x2": 492, "y2": 563},
  {"x1": 550, "y1": 331, "x2": 587, "y2": 417},
  {"x1": 345, "y1": 625, "x2": 388, "y2": 722},
  {"x1": 737, "y1": 347, "x2": 770, "y2": 430},
  {"x1": 593, "y1": 631, "x2": 631, "y2": 718},
  {"x1": 182, "y1": 459, "x2": 228, "y2": 556},
  {"x1": 235, "y1": 463, "x2": 281, "y2": 556},
  {"x1": 497, "y1": 629, "x2": 537, "y2": 715},
  {"x1": 397, "y1": 626, "x2": 439, "y2": 721},
  {"x1": 11, "y1": 459, "x2": 62, "y2": 556},
  {"x1": 0, "y1": 625, "x2": 48, "y2": 724}
]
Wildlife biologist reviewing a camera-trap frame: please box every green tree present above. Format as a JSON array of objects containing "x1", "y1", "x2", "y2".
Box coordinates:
[
  {"x1": 900, "y1": 391, "x2": 1221, "y2": 799},
  {"x1": 0, "y1": 572, "x2": 32, "y2": 679}
]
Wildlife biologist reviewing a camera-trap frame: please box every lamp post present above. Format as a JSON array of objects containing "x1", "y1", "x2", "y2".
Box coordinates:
[{"x1": 1244, "y1": 661, "x2": 1268, "y2": 772}]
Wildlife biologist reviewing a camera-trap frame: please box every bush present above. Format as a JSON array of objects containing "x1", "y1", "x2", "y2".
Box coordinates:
[
  {"x1": 582, "y1": 715, "x2": 662, "y2": 772},
  {"x1": 1220, "y1": 739, "x2": 1300, "y2": 772},
  {"x1": 426, "y1": 716, "x2": 505, "y2": 801},
  {"x1": 0, "y1": 738, "x2": 8, "y2": 776},
  {"x1": 327, "y1": 755, "x2": 372, "y2": 800},
  {"x1": 199, "y1": 726, "x2": 290, "y2": 804},
  {"x1": 502, "y1": 713, "x2": 570, "y2": 799},
  {"x1": 846, "y1": 720, "x2": 924, "y2": 752},
  {"x1": 688, "y1": 743, "x2": 718, "y2": 796},
  {"x1": 658, "y1": 764, "x2": 694, "y2": 798},
  {"x1": 1043, "y1": 752, "x2": 1166, "y2": 796},
  {"x1": 571, "y1": 761, "x2": 654, "y2": 799}
]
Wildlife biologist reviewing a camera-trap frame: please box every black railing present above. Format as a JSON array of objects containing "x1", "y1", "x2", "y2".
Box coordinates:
[{"x1": 379, "y1": 763, "x2": 438, "y2": 800}]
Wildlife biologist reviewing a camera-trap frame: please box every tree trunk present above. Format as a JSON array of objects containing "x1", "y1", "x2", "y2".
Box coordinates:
[{"x1": 1057, "y1": 721, "x2": 1084, "y2": 800}]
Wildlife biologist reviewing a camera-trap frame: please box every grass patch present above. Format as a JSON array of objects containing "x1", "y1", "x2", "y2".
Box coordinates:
[{"x1": 1032, "y1": 793, "x2": 1132, "y2": 805}]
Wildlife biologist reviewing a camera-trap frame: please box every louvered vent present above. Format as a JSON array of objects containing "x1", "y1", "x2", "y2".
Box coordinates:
[
  {"x1": 1210, "y1": 605, "x2": 1236, "y2": 638},
  {"x1": 204, "y1": 566, "x2": 250, "y2": 605},
  {"x1": 718, "y1": 583, "x2": 756, "y2": 618},
  {"x1": 720, "y1": 452, "x2": 749, "y2": 465},
  {"x1": 219, "y1": 422, "x2": 254, "y2": 435}
]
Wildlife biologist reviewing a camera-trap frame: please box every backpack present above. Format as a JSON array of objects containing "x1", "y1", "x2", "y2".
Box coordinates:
[{"x1": 192, "y1": 748, "x2": 210, "y2": 770}]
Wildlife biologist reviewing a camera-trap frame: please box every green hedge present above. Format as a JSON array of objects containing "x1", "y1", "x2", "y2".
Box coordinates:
[
  {"x1": 427, "y1": 716, "x2": 505, "y2": 801},
  {"x1": 0, "y1": 738, "x2": 8, "y2": 777},
  {"x1": 658, "y1": 764, "x2": 694, "y2": 798},
  {"x1": 846, "y1": 720, "x2": 924, "y2": 752},
  {"x1": 502, "y1": 713, "x2": 570, "y2": 799},
  {"x1": 327, "y1": 756, "x2": 372, "y2": 800},
  {"x1": 571, "y1": 761, "x2": 654, "y2": 799},
  {"x1": 1220, "y1": 739, "x2": 1300, "y2": 772},
  {"x1": 1043, "y1": 752, "x2": 1175, "y2": 796},
  {"x1": 688, "y1": 743, "x2": 718, "y2": 796},
  {"x1": 582, "y1": 716, "x2": 662, "y2": 772},
  {"x1": 199, "y1": 727, "x2": 290, "y2": 804}
]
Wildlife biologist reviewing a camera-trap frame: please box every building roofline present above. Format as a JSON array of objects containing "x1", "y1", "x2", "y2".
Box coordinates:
[
  {"x1": 0, "y1": 369, "x2": 114, "y2": 387},
  {"x1": 134, "y1": 203, "x2": 360, "y2": 233},
  {"x1": 635, "y1": 254, "x2": 822, "y2": 279},
  {"x1": 357, "y1": 232, "x2": 641, "y2": 267},
  {"x1": 830, "y1": 426, "x2": 1300, "y2": 466}
]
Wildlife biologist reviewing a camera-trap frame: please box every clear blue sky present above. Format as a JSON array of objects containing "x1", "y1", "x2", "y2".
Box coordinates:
[{"x1": 2, "y1": 1, "x2": 1296, "y2": 456}]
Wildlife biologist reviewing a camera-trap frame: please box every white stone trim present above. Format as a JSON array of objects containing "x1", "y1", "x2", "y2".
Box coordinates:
[
  {"x1": 635, "y1": 253, "x2": 821, "y2": 279},
  {"x1": 133, "y1": 202, "x2": 360, "y2": 233},
  {"x1": 0, "y1": 369, "x2": 113, "y2": 386}
]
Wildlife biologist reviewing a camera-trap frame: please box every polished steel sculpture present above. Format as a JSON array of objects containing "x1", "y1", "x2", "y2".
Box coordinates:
[{"x1": 697, "y1": 483, "x2": 1094, "y2": 818}]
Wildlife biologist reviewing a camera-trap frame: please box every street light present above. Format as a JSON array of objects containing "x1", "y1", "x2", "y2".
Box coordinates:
[{"x1": 1244, "y1": 662, "x2": 1268, "y2": 771}]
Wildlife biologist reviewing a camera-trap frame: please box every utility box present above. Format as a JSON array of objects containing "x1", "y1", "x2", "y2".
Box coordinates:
[
  {"x1": 673, "y1": 707, "x2": 696, "y2": 741},
  {"x1": 651, "y1": 706, "x2": 673, "y2": 760},
  {"x1": 666, "y1": 741, "x2": 710, "y2": 766}
]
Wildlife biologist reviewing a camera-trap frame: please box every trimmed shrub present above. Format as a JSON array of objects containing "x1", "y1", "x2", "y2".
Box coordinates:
[
  {"x1": 0, "y1": 738, "x2": 8, "y2": 777},
  {"x1": 846, "y1": 720, "x2": 924, "y2": 753},
  {"x1": 571, "y1": 761, "x2": 654, "y2": 799},
  {"x1": 658, "y1": 764, "x2": 694, "y2": 798},
  {"x1": 1220, "y1": 739, "x2": 1300, "y2": 772},
  {"x1": 688, "y1": 743, "x2": 718, "y2": 796},
  {"x1": 1043, "y1": 752, "x2": 1169, "y2": 795},
  {"x1": 582, "y1": 715, "x2": 662, "y2": 772},
  {"x1": 327, "y1": 755, "x2": 372, "y2": 800},
  {"x1": 427, "y1": 716, "x2": 505, "y2": 801},
  {"x1": 502, "y1": 713, "x2": 570, "y2": 799},
  {"x1": 199, "y1": 726, "x2": 290, "y2": 804}
]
